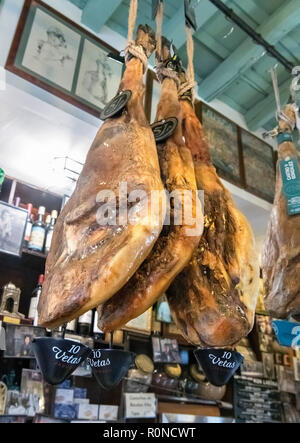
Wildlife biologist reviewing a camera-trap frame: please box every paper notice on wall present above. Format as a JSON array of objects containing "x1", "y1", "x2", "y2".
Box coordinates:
[{"x1": 124, "y1": 393, "x2": 157, "y2": 419}]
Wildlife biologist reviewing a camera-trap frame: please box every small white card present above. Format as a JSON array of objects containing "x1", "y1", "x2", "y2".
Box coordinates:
[
  {"x1": 55, "y1": 389, "x2": 74, "y2": 404},
  {"x1": 77, "y1": 404, "x2": 99, "y2": 420},
  {"x1": 98, "y1": 405, "x2": 118, "y2": 421},
  {"x1": 124, "y1": 393, "x2": 157, "y2": 419}
]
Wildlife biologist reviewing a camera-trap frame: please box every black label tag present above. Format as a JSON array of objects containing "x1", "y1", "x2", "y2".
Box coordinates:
[
  {"x1": 151, "y1": 117, "x2": 178, "y2": 142},
  {"x1": 100, "y1": 90, "x2": 132, "y2": 121},
  {"x1": 194, "y1": 348, "x2": 244, "y2": 386}
]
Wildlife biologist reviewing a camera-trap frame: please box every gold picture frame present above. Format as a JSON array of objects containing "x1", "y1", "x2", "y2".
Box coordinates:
[{"x1": 122, "y1": 308, "x2": 152, "y2": 335}]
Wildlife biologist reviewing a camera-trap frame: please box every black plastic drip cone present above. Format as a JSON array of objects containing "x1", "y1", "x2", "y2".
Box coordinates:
[
  {"x1": 88, "y1": 348, "x2": 135, "y2": 390},
  {"x1": 32, "y1": 337, "x2": 91, "y2": 385},
  {"x1": 194, "y1": 348, "x2": 243, "y2": 387}
]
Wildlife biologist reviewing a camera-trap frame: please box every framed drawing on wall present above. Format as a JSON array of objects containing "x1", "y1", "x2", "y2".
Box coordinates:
[
  {"x1": 201, "y1": 103, "x2": 241, "y2": 186},
  {"x1": 241, "y1": 130, "x2": 276, "y2": 203},
  {"x1": 123, "y1": 308, "x2": 152, "y2": 335},
  {"x1": 5, "y1": 0, "x2": 123, "y2": 117}
]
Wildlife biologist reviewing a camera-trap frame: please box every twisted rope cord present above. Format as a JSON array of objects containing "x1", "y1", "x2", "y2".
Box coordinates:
[
  {"x1": 125, "y1": 41, "x2": 148, "y2": 72},
  {"x1": 155, "y1": 62, "x2": 181, "y2": 87},
  {"x1": 124, "y1": 0, "x2": 148, "y2": 72},
  {"x1": 127, "y1": 0, "x2": 138, "y2": 43},
  {"x1": 178, "y1": 26, "x2": 197, "y2": 101},
  {"x1": 155, "y1": 1, "x2": 164, "y2": 61}
]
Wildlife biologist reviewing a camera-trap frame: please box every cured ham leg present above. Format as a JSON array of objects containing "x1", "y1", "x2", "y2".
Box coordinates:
[
  {"x1": 38, "y1": 26, "x2": 166, "y2": 329},
  {"x1": 167, "y1": 73, "x2": 259, "y2": 347},
  {"x1": 97, "y1": 44, "x2": 202, "y2": 332},
  {"x1": 262, "y1": 105, "x2": 300, "y2": 319}
]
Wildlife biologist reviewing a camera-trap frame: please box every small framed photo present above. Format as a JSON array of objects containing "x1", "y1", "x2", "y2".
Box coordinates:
[
  {"x1": 5, "y1": 390, "x2": 41, "y2": 416},
  {"x1": 0, "y1": 201, "x2": 27, "y2": 257},
  {"x1": 256, "y1": 315, "x2": 273, "y2": 335},
  {"x1": 3, "y1": 324, "x2": 46, "y2": 358},
  {"x1": 123, "y1": 308, "x2": 152, "y2": 335},
  {"x1": 262, "y1": 352, "x2": 275, "y2": 380},
  {"x1": 151, "y1": 336, "x2": 162, "y2": 363},
  {"x1": 258, "y1": 333, "x2": 274, "y2": 353},
  {"x1": 21, "y1": 369, "x2": 45, "y2": 412},
  {"x1": 276, "y1": 365, "x2": 296, "y2": 394},
  {"x1": 151, "y1": 336, "x2": 181, "y2": 364}
]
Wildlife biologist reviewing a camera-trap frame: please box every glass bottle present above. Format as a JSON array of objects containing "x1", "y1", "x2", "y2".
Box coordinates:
[
  {"x1": 28, "y1": 206, "x2": 46, "y2": 252},
  {"x1": 28, "y1": 274, "x2": 44, "y2": 326},
  {"x1": 44, "y1": 210, "x2": 57, "y2": 254},
  {"x1": 23, "y1": 203, "x2": 33, "y2": 248}
]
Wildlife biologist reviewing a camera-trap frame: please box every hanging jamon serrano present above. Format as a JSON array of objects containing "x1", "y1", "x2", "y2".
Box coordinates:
[
  {"x1": 262, "y1": 103, "x2": 300, "y2": 319},
  {"x1": 38, "y1": 15, "x2": 166, "y2": 327},
  {"x1": 166, "y1": 28, "x2": 260, "y2": 348},
  {"x1": 97, "y1": 10, "x2": 203, "y2": 332}
]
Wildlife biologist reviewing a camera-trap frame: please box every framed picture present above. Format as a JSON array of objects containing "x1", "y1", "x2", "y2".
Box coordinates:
[
  {"x1": 241, "y1": 130, "x2": 275, "y2": 203},
  {"x1": 293, "y1": 357, "x2": 300, "y2": 382},
  {"x1": 276, "y1": 365, "x2": 296, "y2": 394},
  {"x1": 5, "y1": 390, "x2": 41, "y2": 417},
  {"x1": 3, "y1": 324, "x2": 46, "y2": 358},
  {"x1": 20, "y1": 369, "x2": 45, "y2": 412},
  {"x1": 256, "y1": 315, "x2": 273, "y2": 335},
  {"x1": 123, "y1": 308, "x2": 152, "y2": 335},
  {"x1": 5, "y1": 0, "x2": 123, "y2": 117},
  {"x1": 156, "y1": 294, "x2": 172, "y2": 324},
  {"x1": 258, "y1": 333, "x2": 274, "y2": 353},
  {"x1": 151, "y1": 336, "x2": 181, "y2": 363},
  {"x1": 240, "y1": 360, "x2": 264, "y2": 378},
  {"x1": 201, "y1": 103, "x2": 241, "y2": 186},
  {"x1": 262, "y1": 352, "x2": 275, "y2": 380},
  {"x1": 151, "y1": 336, "x2": 162, "y2": 362},
  {"x1": 0, "y1": 201, "x2": 27, "y2": 257}
]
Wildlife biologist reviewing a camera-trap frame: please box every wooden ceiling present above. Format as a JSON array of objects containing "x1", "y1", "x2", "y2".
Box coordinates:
[{"x1": 68, "y1": 0, "x2": 300, "y2": 132}]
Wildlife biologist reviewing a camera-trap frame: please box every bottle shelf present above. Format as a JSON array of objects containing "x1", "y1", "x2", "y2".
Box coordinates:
[{"x1": 22, "y1": 248, "x2": 47, "y2": 260}]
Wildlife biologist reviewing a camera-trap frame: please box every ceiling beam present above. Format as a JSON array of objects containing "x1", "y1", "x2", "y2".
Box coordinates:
[
  {"x1": 67, "y1": 0, "x2": 88, "y2": 9},
  {"x1": 81, "y1": 0, "x2": 123, "y2": 33},
  {"x1": 163, "y1": 0, "x2": 229, "y2": 50},
  {"x1": 198, "y1": 0, "x2": 299, "y2": 101},
  {"x1": 245, "y1": 79, "x2": 291, "y2": 131},
  {"x1": 242, "y1": 71, "x2": 271, "y2": 96}
]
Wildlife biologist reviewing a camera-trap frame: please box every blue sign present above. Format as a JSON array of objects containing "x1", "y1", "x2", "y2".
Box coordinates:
[
  {"x1": 272, "y1": 319, "x2": 300, "y2": 348},
  {"x1": 280, "y1": 157, "x2": 300, "y2": 215}
]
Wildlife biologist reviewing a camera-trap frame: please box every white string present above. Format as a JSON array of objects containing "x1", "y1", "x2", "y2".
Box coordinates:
[
  {"x1": 269, "y1": 66, "x2": 281, "y2": 115},
  {"x1": 125, "y1": 41, "x2": 148, "y2": 72},
  {"x1": 223, "y1": 26, "x2": 234, "y2": 39}
]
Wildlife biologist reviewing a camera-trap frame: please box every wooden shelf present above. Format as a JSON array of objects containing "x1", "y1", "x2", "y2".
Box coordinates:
[
  {"x1": 157, "y1": 400, "x2": 220, "y2": 417},
  {"x1": 22, "y1": 248, "x2": 47, "y2": 260},
  {"x1": 156, "y1": 394, "x2": 217, "y2": 406},
  {"x1": 0, "y1": 314, "x2": 33, "y2": 325}
]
